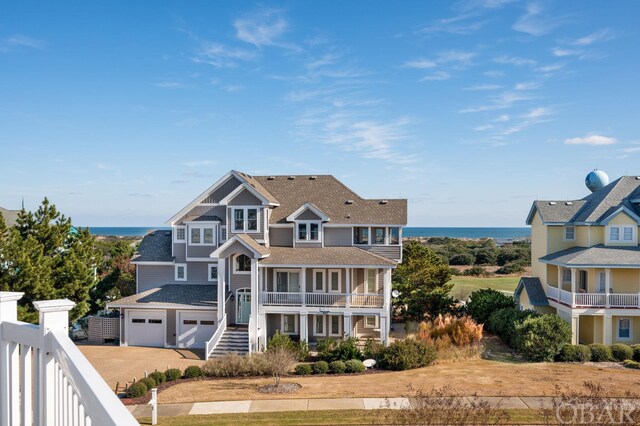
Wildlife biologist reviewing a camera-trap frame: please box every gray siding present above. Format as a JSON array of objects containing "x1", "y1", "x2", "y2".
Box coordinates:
[
  {"x1": 354, "y1": 315, "x2": 380, "y2": 340},
  {"x1": 167, "y1": 309, "x2": 176, "y2": 346},
  {"x1": 219, "y1": 240, "x2": 253, "y2": 259},
  {"x1": 203, "y1": 176, "x2": 241, "y2": 203},
  {"x1": 295, "y1": 241, "x2": 322, "y2": 248},
  {"x1": 186, "y1": 245, "x2": 216, "y2": 259},
  {"x1": 228, "y1": 188, "x2": 262, "y2": 206},
  {"x1": 324, "y1": 227, "x2": 351, "y2": 247},
  {"x1": 358, "y1": 245, "x2": 402, "y2": 261},
  {"x1": 297, "y1": 209, "x2": 321, "y2": 220},
  {"x1": 231, "y1": 271, "x2": 251, "y2": 293},
  {"x1": 173, "y1": 243, "x2": 186, "y2": 263},
  {"x1": 137, "y1": 263, "x2": 214, "y2": 293},
  {"x1": 269, "y1": 227, "x2": 293, "y2": 247}
]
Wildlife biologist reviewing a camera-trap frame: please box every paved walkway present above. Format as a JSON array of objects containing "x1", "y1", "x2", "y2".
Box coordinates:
[{"x1": 127, "y1": 396, "x2": 555, "y2": 418}]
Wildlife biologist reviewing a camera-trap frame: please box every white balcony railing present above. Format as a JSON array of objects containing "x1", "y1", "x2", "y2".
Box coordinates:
[
  {"x1": 0, "y1": 292, "x2": 138, "y2": 426},
  {"x1": 260, "y1": 292, "x2": 384, "y2": 308},
  {"x1": 546, "y1": 285, "x2": 640, "y2": 308}
]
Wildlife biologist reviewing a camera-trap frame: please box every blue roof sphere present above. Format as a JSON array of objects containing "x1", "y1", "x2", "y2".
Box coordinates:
[{"x1": 585, "y1": 169, "x2": 609, "y2": 193}]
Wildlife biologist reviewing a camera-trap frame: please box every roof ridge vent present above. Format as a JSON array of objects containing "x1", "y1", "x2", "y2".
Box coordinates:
[
  {"x1": 267, "y1": 176, "x2": 275, "y2": 180},
  {"x1": 288, "y1": 176, "x2": 295, "y2": 180},
  {"x1": 549, "y1": 202, "x2": 557, "y2": 205},
  {"x1": 636, "y1": 176, "x2": 640, "y2": 180},
  {"x1": 566, "y1": 202, "x2": 573, "y2": 205},
  {"x1": 345, "y1": 199, "x2": 354, "y2": 205},
  {"x1": 309, "y1": 176, "x2": 317, "y2": 180},
  {"x1": 380, "y1": 200, "x2": 388, "y2": 204}
]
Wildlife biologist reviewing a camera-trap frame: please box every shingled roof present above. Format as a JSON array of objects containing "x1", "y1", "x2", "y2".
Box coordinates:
[
  {"x1": 107, "y1": 284, "x2": 216, "y2": 308},
  {"x1": 515, "y1": 277, "x2": 549, "y2": 306},
  {"x1": 260, "y1": 246, "x2": 397, "y2": 266},
  {"x1": 539, "y1": 245, "x2": 640, "y2": 267},
  {"x1": 250, "y1": 175, "x2": 407, "y2": 225},
  {"x1": 527, "y1": 176, "x2": 640, "y2": 225},
  {"x1": 131, "y1": 230, "x2": 174, "y2": 263}
]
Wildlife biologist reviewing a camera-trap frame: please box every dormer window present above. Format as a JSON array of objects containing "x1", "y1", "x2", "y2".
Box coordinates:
[
  {"x1": 563, "y1": 226, "x2": 575, "y2": 241},
  {"x1": 189, "y1": 225, "x2": 217, "y2": 246},
  {"x1": 608, "y1": 225, "x2": 635, "y2": 243},
  {"x1": 232, "y1": 207, "x2": 259, "y2": 233},
  {"x1": 296, "y1": 221, "x2": 321, "y2": 242}
]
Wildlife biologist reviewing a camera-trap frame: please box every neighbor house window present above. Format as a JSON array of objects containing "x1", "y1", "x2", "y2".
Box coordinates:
[
  {"x1": 189, "y1": 225, "x2": 216, "y2": 245},
  {"x1": 618, "y1": 318, "x2": 631, "y2": 340},
  {"x1": 364, "y1": 316, "x2": 378, "y2": 328},
  {"x1": 624, "y1": 227, "x2": 634, "y2": 241},
  {"x1": 564, "y1": 226, "x2": 575, "y2": 241},
  {"x1": 610, "y1": 227, "x2": 620, "y2": 241},
  {"x1": 232, "y1": 208, "x2": 259, "y2": 232},
  {"x1": 354, "y1": 227, "x2": 369, "y2": 244},
  {"x1": 313, "y1": 315, "x2": 325, "y2": 336},
  {"x1": 234, "y1": 254, "x2": 251, "y2": 274},
  {"x1": 208, "y1": 264, "x2": 218, "y2": 282},
  {"x1": 388, "y1": 227, "x2": 400, "y2": 245},
  {"x1": 562, "y1": 268, "x2": 572, "y2": 284},
  {"x1": 329, "y1": 269, "x2": 341, "y2": 292},
  {"x1": 598, "y1": 272, "x2": 606, "y2": 293},
  {"x1": 296, "y1": 221, "x2": 320, "y2": 241},
  {"x1": 313, "y1": 270, "x2": 325, "y2": 292},
  {"x1": 282, "y1": 314, "x2": 297, "y2": 335},
  {"x1": 276, "y1": 271, "x2": 300, "y2": 292},
  {"x1": 174, "y1": 227, "x2": 186, "y2": 242},
  {"x1": 190, "y1": 227, "x2": 200, "y2": 244},
  {"x1": 329, "y1": 315, "x2": 341, "y2": 336},
  {"x1": 373, "y1": 227, "x2": 386, "y2": 245},
  {"x1": 366, "y1": 269, "x2": 377, "y2": 293},
  {"x1": 175, "y1": 264, "x2": 187, "y2": 281}
]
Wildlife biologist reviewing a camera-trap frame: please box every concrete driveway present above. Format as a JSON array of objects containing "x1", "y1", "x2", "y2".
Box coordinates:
[{"x1": 78, "y1": 344, "x2": 205, "y2": 391}]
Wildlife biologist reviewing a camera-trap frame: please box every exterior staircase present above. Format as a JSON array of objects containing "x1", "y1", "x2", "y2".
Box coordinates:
[{"x1": 209, "y1": 326, "x2": 249, "y2": 356}]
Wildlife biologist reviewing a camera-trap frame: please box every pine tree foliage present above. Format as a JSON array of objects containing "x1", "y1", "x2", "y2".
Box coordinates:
[{"x1": 0, "y1": 198, "x2": 99, "y2": 323}]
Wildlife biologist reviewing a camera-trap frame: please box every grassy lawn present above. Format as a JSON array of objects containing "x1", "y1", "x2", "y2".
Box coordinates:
[
  {"x1": 139, "y1": 409, "x2": 544, "y2": 425},
  {"x1": 449, "y1": 275, "x2": 520, "y2": 301}
]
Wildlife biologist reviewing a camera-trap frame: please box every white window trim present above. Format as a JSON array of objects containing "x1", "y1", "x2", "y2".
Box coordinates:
[
  {"x1": 364, "y1": 315, "x2": 379, "y2": 329},
  {"x1": 175, "y1": 264, "x2": 187, "y2": 281},
  {"x1": 366, "y1": 269, "x2": 378, "y2": 293},
  {"x1": 295, "y1": 221, "x2": 322, "y2": 242},
  {"x1": 231, "y1": 207, "x2": 261, "y2": 233},
  {"x1": 312, "y1": 269, "x2": 326, "y2": 292},
  {"x1": 617, "y1": 317, "x2": 632, "y2": 341},
  {"x1": 353, "y1": 226, "x2": 402, "y2": 246},
  {"x1": 563, "y1": 226, "x2": 575, "y2": 242},
  {"x1": 207, "y1": 264, "x2": 218, "y2": 282},
  {"x1": 188, "y1": 224, "x2": 218, "y2": 246},
  {"x1": 312, "y1": 314, "x2": 326, "y2": 337},
  {"x1": 328, "y1": 269, "x2": 342, "y2": 293},
  {"x1": 328, "y1": 315, "x2": 342, "y2": 337},
  {"x1": 233, "y1": 254, "x2": 252, "y2": 275},
  {"x1": 173, "y1": 226, "x2": 186, "y2": 243},
  {"x1": 281, "y1": 314, "x2": 298, "y2": 335},
  {"x1": 606, "y1": 225, "x2": 637, "y2": 244},
  {"x1": 274, "y1": 269, "x2": 301, "y2": 292}
]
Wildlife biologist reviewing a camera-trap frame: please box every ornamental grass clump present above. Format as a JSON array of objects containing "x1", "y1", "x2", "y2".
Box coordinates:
[{"x1": 417, "y1": 314, "x2": 483, "y2": 350}]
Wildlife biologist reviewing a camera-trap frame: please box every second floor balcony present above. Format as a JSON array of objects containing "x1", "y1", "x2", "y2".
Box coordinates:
[
  {"x1": 261, "y1": 291, "x2": 384, "y2": 308},
  {"x1": 546, "y1": 285, "x2": 640, "y2": 308}
]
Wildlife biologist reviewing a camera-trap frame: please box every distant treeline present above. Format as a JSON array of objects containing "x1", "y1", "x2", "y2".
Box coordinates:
[{"x1": 421, "y1": 237, "x2": 530, "y2": 275}]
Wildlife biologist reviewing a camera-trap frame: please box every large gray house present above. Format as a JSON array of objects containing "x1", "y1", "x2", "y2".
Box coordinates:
[{"x1": 108, "y1": 170, "x2": 407, "y2": 357}]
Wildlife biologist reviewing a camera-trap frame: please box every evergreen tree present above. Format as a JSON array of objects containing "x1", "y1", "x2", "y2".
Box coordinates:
[{"x1": 0, "y1": 198, "x2": 99, "y2": 323}]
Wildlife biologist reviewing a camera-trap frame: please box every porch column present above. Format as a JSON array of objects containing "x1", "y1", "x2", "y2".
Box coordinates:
[
  {"x1": 383, "y1": 269, "x2": 392, "y2": 309},
  {"x1": 603, "y1": 314, "x2": 613, "y2": 345},
  {"x1": 571, "y1": 315, "x2": 579, "y2": 345},
  {"x1": 217, "y1": 258, "x2": 226, "y2": 323},
  {"x1": 343, "y1": 313, "x2": 352, "y2": 338},
  {"x1": 570, "y1": 268, "x2": 577, "y2": 307},
  {"x1": 605, "y1": 268, "x2": 611, "y2": 308},
  {"x1": 301, "y1": 268, "x2": 306, "y2": 307},
  {"x1": 380, "y1": 315, "x2": 389, "y2": 345},
  {"x1": 0, "y1": 292, "x2": 23, "y2": 426},
  {"x1": 250, "y1": 259, "x2": 259, "y2": 352},
  {"x1": 299, "y1": 313, "x2": 308, "y2": 343},
  {"x1": 557, "y1": 267, "x2": 563, "y2": 290},
  {"x1": 345, "y1": 268, "x2": 351, "y2": 308}
]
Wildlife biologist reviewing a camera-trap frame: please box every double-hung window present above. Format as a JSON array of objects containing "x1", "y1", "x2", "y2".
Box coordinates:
[
  {"x1": 328, "y1": 269, "x2": 341, "y2": 292},
  {"x1": 208, "y1": 264, "x2": 218, "y2": 282},
  {"x1": 364, "y1": 315, "x2": 378, "y2": 328},
  {"x1": 281, "y1": 314, "x2": 297, "y2": 335},
  {"x1": 610, "y1": 227, "x2": 620, "y2": 241},
  {"x1": 366, "y1": 269, "x2": 378, "y2": 293},
  {"x1": 313, "y1": 315, "x2": 325, "y2": 336},
  {"x1": 564, "y1": 226, "x2": 575, "y2": 241},
  {"x1": 313, "y1": 270, "x2": 325, "y2": 292},
  {"x1": 174, "y1": 226, "x2": 186, "y2": 242},
  {"x1": 623, "y1": 227, "x2": 634, "y2": 241},
  {"x1": 175, "y1": 264, "x2": 187, "y2": 281},
  {"x1": 329, "y1": 315, "x2": 341, "y2": 336},
  {"x1": 232, "y1": 207, "x2": 259, "y2": 232},
  {"x1": 189, "y1": 225, "x2": 216, "y2": 245},
  {"x1": 296, "y1": 221, "x2": 320, "y2": 242},
  {"x1": 618, "y1": 318, "x2": 631, "y2": 340}
]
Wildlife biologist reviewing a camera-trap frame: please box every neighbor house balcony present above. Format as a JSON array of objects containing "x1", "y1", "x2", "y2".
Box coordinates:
[
  {"x1": 260, "y1": 292, "x2": 384, "y2": 308},
  {"x1": 546, "y1": 285, "x2": 640, "y2": 308}
]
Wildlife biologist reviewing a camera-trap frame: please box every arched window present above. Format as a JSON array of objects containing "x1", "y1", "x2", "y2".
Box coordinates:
[{"x1": 234, "y1": 254, "x2": 251, "y2": 274}]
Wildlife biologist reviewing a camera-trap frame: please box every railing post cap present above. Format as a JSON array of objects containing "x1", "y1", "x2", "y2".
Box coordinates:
[
  {"x1": 33, "y1": 298, "x2": 75, "y2": 313},
  {"x1": 0, "y1": 291, "x2": 24, "y2": 302}
]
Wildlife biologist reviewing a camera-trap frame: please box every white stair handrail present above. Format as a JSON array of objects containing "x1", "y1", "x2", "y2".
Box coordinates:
[{"x1": 205, "y1": 313, "x2": 227, "y2": 360}]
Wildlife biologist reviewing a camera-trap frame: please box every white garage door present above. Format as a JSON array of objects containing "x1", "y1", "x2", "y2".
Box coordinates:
[
  {"x1": 127, "y1": 310, "x2": 165, "y2": 347},
  {"x1": 178, "y1": 311, "x2": 216, "y2": 349}
]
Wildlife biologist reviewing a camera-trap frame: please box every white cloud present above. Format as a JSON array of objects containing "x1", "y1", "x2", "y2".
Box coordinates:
[
  {"x1": 515, "y1": 81, "x2": 540, "y2": 90},
  {"x1": 494, "y1": 114, "x2": 510, "y2": 122},
  {"x1": 552, "y1": 47, "x2": 581, "y2": 57},
  {"x1": 463, "y1": 84, "x2": 502, "y2": 91},
  {"x1": 459, "y1": 91, "x2": 533, "y2": 113},
  {"x1": 484, "y1": 70, "x2": 506, "y2": 78},
  {"x1": 421, "y1": 71, "x2": 451, "y2": 81},
  {"x1": 494, "y1": 55, "x2": 536, "y2": 66},
  {"x1": 0, "y1": 34, "x2": 47, "y2": 52},
  {"x1": 154, "y1": 81, "x2": 188, "y2": 89},
  {"x1": 193, "y1": 42, "x2": 255, "y2": 69},
  {"x1": 535, "y1": 63, "x2": 565, "y2": 74},
  {"x1": 564, "y1": 134, "x2": 617, "y2": 146},
  {"x1": 572, "y1": 29, "x2": 613, "y2": 46},
  {"x1": 523, "y1": 107, "x2": 552, "y2": 119},
  {"x1": 403, "y1": 59, "x2": 437, "y2": 69},
  {"x1": 234, "y1": 8, "x2": 288, "y2": 48},
  {"x1": 417, "y1": 13, "x2": 489, "y2": 36},
  {"x1": 474, "y1": 124, "x2": 495, "y2": 131},
  {"x1": 438, "y1": 50, "x2": 477, "y2": 64},
  {"x1": 512, "y1": 2, "x2": 562, "y2": 36}
]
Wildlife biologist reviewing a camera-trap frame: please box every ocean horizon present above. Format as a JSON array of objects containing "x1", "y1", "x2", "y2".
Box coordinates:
[{"x1": 84, "y1": 226, "x2": 531, "y2": 240}]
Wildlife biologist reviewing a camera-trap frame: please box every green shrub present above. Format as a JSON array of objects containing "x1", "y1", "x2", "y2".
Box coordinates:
[
  {"x1": 379, "y1": 339, "x2": 437, "y2": 371},
  {"x1": 316, "y1": 338, "x2": 336, "y2": 361},
  {"x1": 202, "y1": 354, "x2": 269, "y2": 377},
  {"x1": 126, "y1": 381, "x2": 148, "y2": 398},
  {"x1": 331, "y1": 337, "x2": 362, "y2": 361},
  {"x1": 487, "y1": 307, "x2": 538, "y2": 348},
  {"x1": 623, "y1": 359, "x2": 640, "y2": 369},
  {"x1": 363, "y1": 338, "x2": 385, "y2": 362},
  {"x1": 148, "y1": 371, "x2": 166, "y2": 384},
  {"x1": 515, "y1": 314, "x2": 572, "y2": 362},
  {"x1": 463, "y1": 266, "x2": 487, "y2": 277},
  {"x1": 631, "y1": 344, "x2": 640, "y2": 362},
  {"x1": 449, "y1": 253, "x2": 475, "y2": 266},
  {"x1": 295, "y1": 364, "x2": 313, "y2": 376},
  {"x1": 313, "y1": 360, "x2": 329, "y2": 374},
  {"x1": 164, "y1": 368, "x2": 182, "y2": 381},
  {"x1": 495, "y1": 261, "x2": 526, "y2": 275},
  {"x1": 183, "y1": 365, "x2": 203, "y2": 379},
  {"x1": 556, "y1": 344, "x2": 591, "y2": 363},
  {"x1": 589, "y1": 344, "x2": 612, "y2": 362},
  {"x1": 467, "y1": 289, "x2": 515, "y2": 324},
  {"x1": 345, "y1": 359, "x2": 366, "y2": 373},
  {"x1": 329, "y1": 360, "x2": 346, "y2": 374},
  {"x1": 267, "y1": 330, "x2": 309, "y2": 361},
  {"x1": 610, "y1": 344, "x2": 634, "y2": 361},
  {"x1": 138, "y1": 377, "x2": 156, "y2": 391}
]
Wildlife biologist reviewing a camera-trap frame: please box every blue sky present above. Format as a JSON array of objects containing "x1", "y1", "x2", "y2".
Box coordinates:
[{"x1": 1, "y1": 1, "x2": 639, "y2": 227}]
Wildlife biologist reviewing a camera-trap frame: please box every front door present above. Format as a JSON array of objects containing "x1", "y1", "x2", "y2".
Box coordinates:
[{"x1": 237, "y1": 289, "x2": 251, "y2": 324}]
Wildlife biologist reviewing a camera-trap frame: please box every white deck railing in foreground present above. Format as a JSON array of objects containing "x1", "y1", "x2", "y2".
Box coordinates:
[{"x1": 0, "y1": 292, "x2": 138, "y2": 426}]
